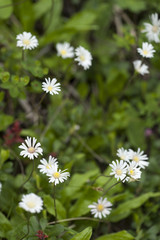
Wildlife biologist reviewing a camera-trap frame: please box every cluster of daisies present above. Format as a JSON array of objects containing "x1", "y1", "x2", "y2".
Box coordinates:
[
  {"x1": 16, "y1": 32, "x2": 92, "y2": 71},
  {"x1": 110, "y1": 147, "x2": 149, "y2": 182},
  {"x1": 18, "y1": 136, "x2": 70, "y2": 213},
  {"x1": 133, "y1": 13, "x2": 160, "y2": 75}
]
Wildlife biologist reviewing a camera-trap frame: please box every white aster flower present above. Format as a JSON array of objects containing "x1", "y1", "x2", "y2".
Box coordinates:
[
  {"x1": 117, "y1": 147, "x2": 130, "y2": 161},
  {"x1": 109, "y1": 160, "x2": 127, "y2": 181},
  {"x1": 75, "y1": 46, "x2": 92, "y2": 70},
  {"x1": 137, "y1": 42, "x2": 155, "y2": 58},
  {"x1": 42, "y1": 78, "x2": 61, "y2": 95},
  {"x1": 19, "y1": 193, "x2": 43, "y2": 213},
  {"x1": 0, "y1": 182, "x2": 2, "y2": 193},
  {"x1": 142, "y1": 13, "x2": 160, "y2": 43},
  {"x1": 128, "y1": 148, "x2": 149, "y2": 169},
  {"x1": 19, "y1": 136, "x2": 43, "y2": 160},
  {"x1": 16, "y1": 32, "x2": 38, "y2": 50},
  {"x1": 47, "y1": 165, "x2": 70, "y2": 185},
  {"x1": 88, "y1": 197, "x2": 112, "y2": 219},
  {"x1": 56, "y1": 42, "x2": 74, "y2": 59},
  {"x1": 127, "y1": 162, "x2": 142, "y2": 181},
  {"x1": 38, "y1": 156, "x2": 58, "y2": 174},
  {"x1": 133, "y1": 60, "x2": 149, "y2": 75}
]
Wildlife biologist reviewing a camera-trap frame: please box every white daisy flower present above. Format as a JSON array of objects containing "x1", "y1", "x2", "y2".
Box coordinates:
[
  {"x1": 109, "y1": 160, "x2": 127, "y2": 181},
  {"x1": 42, "y1": 78, "x2": 61, "y2": 95},
  {"x1": 47, "y1": 165, "x2": 70, "y2": 185},
  {"x1": 56, "y1": 42, "x2": 74, "y2": 59},
  {"x1": 19, "y1": 136, "x2": 43, "y2": 160},
  {"x1": 127, "y1": 162, "x2": 142, "y2": 181},
  {"x1": 16, "y1": 32, "x2": 38, "y2": 50},
  {"x1": 128, "y1": 148, "x2": 149, "y2": 169},
  {"x1": 75, "y1": 46, "x2": 92, "y2": 70},
  {"x1": 38, "y1": 156, "x2": 58, "y2": 174},
  {"x1": 133, "y1": 60, "x2": 149, "y2": 75},
  {"x1": 88, "y1": 197, "x2": 112, "y2": 219},
  {"x1": 142, "y1": 13, "x2": 160, "y2": 43},
  {"x1": 117, "y1": 148, "x2": 130, "y2": 161},
  {"x1": 137, "y1": 42, "x2": 155, "y2": 58},
  {"x1": 19, "y1": 193, "x2": 43, "y2": 213},
  {"x1": 0, "y1": 182, "x2": 2, "y2": 193}
]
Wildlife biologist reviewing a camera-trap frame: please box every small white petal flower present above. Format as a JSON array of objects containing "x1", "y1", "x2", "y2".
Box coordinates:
[
  {"x1": 19, "y1": 136, "x2": 43, "y2": 160},
  {"x1": 142, "y1": 13, "x2": 160, "y2": 43},
  {"x1": 56, "y1": 42, "x2": 74, "y2": 59},
  {"x1": 16, "y1": 32, "x2": 38, "y2": 50},
  {"x1": 133, "y1": 60, "x2": 149, "y2": 75},
  {"x1": 47, "y1": 165, "x2": 70, "y2": 185},
  {"x1": 109, "y1": 160, "x2": 127, "y2": 181},
  {"x1": 75, "y1": 46, "x2": 92, "y2": 70},
  {"x1": 137, "y1": 42, "x2": 155, "y2": 58},
  {"x1": 38, "y1": 156, "x2": 58, "y2": 174},
  {"x1": 127, "y1": 161, "x2": 142, "y2": 181},
  {"x1": 88, "y1": 197, "x2": 112, "y2": 219},
  {"x1": 128, "y1": 148, "x2": 149, "y2": 169},
  {"x1": 19, "y1": 193, "x2": 43, "y2": 213},
  {"x1": 42, "y1": 78, "x2": 61, "y2": 95},
  {"x1": 117, "y1": 148, "x2": 130, "y2": 161},
  {"x1": 0, "y1": 182, "x2": 2, "y2": 193}
]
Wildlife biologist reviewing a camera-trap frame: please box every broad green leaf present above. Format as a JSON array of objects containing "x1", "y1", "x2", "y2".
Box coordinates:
[
  {"x1": 109, "y1": 192, "x2": 160, "y2": 222},
  {"x1": 0, "y1": 212, "x2": 12, "y2": 237},
  {"x1": 96, "y1": 230, "x2": 134, "y2": 240},
  {"x1": 115, "y1": 0, "x2": 146, "y2": 13},
  {"x1": 0, "y1": 149, "x2": 10, "y2": 168},
  {"x1": 0, "y1": 114, "x2": 13, "y2": 131},
  {"x1": 0, "y1": 0, "x2": 13, "y2": 19},
  {"x1": 43, "y1": 195, "x2": 66, "y2": 219},
  {"x1": 70, "y1": 227, "x2": 92, "y2": 240}
]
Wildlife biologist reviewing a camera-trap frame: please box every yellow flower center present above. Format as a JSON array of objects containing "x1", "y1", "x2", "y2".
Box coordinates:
[
  {"x1": 143, "y1": 50, "x2": 148, "y2": 55},
  {"x1": 80, "y1": 55, "x2": 85, "y2": 61},
  {"x1": 28, "y1": 147, "x2": 35, "y2": 153},
  {"x1": 133, "y1": 156, "x2": 139, "y2": 162},
  {"x1": 120, "y1": 155, "x2": 125, "y2": 160},
  {"x1": 46, "y1": 164, "x2": 51, "y2": 169},
  {"x1": 130, "y1": 169, "x2": 134, "y2": 175},
  {"x1": 23, "y1": 39, "x2": 30, "y2": 46},
  {"x1": 61, "y1": 50, "x2": 67, "y2": 56},
  {"x1": 97, "y1": 204, "x2": 104, "y2": 212},
  {"x1": 116, "y1": 169, "x2": 122, "y2": 175},
  {"x1": 152, "y1": 25, "x2": 158, "y2": 33},
  {"x1": 47, "y1": 86, "x2": 53, "y2": 91},
  {"x1": 53, "y1": 172, "x2": 60, "y2": 179},
  {"x1": 26, "y1": 201, "x2": 36, "y2": 209}
]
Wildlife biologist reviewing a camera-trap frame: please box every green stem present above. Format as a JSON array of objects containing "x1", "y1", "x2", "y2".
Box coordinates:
[
  {"x1": 53, "y1": 184, "x2": 57, "y2": 222},
  {"x1": 19, "y1": 215, "x2": 30, "y2": 240},
  {"x1": 20, "y1": 160, "x2": 35, "y2": 189},
  {"x1": 48, "y1": 217, "x2": 105, "y2": 225}
]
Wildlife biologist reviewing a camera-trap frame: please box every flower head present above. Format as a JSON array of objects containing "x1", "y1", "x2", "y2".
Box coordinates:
[
  {"x1": 133, "y1": 60, "x2": 149, "y2": 75},
  {"x1": 117, "y1": 148, "x2": 130, "y2": 161},
  {"x1": 36, "y1": 230, "x2": 48, "y2": 239},
  {"x1": 109, "y1": 160, "x2": 127, "y2": 181},
  {"x1": 127, "y1": 161, "x2": 142, "y2": 181},
  {"x1": 56, "y1": 42, "x2": 74, "y2": 59},
  {"x1": 19, "y1": 193, "x2": 43, "y2": 213},
  {"x1": 16, "y1": 32, "x2": 38, "y2": 50},
  {"x1": 38, "y1": 156, "x2": 58, "y2": 174},
  {"x1": 75, "y1": 46, "x2": 92, "y2": 70},
  {"x1": 19, "y1": 137, "x2": 43, "y2": 160},
  {"x1": 142, "y1": 13, "x2": 160, "y2": 43},
  {"x1": 88, "y1": 197, "x2": 112, "y2": 219},
  {"x1": 137, "y1": 42, "x2": 155, "y2": 58},
  {"x1": 128, "y1": 148, "x2": 149, "y2": 169},
  {"x1": 47, "y1": 165, "x2": 70, "y2": 185},
  {"x1": 42, "y1": 78, "x2": 61, "y2": 95}
]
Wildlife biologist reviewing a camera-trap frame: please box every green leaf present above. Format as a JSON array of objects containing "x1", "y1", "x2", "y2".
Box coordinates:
[
  {"x1": 0, "y1": 114, "x2": 13, "y2": 131},
  {"x1": 43, "y1": 195, "x2": 66, "y2": 219},
  {"x1": 0, "y1": 212, "x2": 12, "y2": 237},
  {"x1": 0, "y1": 149, "x2": 10, "y2": 168},
  {"x1": 96, "y1": 230, "x2": 134, "y2": 240},
  {"x1": 115, "y1": 0, "x2": 146, "y2": 13},
  {"x1": 0, "y1": 0, "x2": 13, "y2": 19},
  {"x1": 70, "y1": 227, "x2": 92, "y2": 240},
  {"x1": 109, "y1": 192, "x2": 160, "y2": 222},
  {"x1": 0, "y1": 72, "x2": 10, "y2": 82}
]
